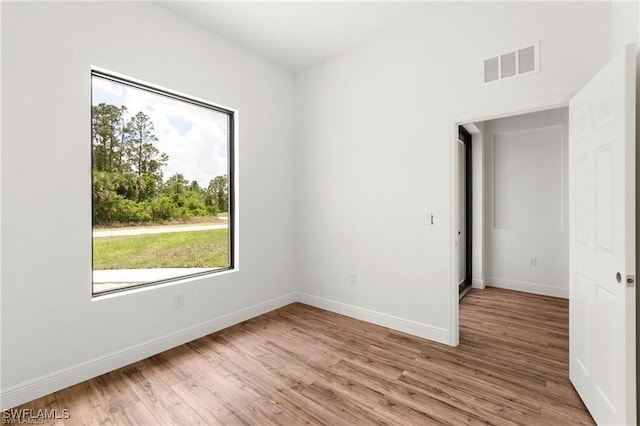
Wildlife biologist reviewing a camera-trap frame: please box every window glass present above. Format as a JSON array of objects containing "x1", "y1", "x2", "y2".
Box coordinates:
[{"x1": 91, "y1": 71, "x2": 234, "y2": 295}]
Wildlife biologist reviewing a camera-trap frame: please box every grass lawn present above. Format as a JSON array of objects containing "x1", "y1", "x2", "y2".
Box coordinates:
[{"x1": 93, "y1": 228, "x2": 229, "y2": 270}]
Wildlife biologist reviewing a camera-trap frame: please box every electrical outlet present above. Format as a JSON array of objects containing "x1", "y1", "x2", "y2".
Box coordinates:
[
  {"x1": 174, "y1": 294, "x2": 184, "y2": 308},
  {"x1": 528, "y1": 257, "x2": 537, "y2": 267},
  {"x1": 349, "y1": 272, "x2": 357, "y2": 286}
]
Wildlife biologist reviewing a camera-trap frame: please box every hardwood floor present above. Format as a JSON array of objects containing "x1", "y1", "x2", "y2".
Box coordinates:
[{"x1": 11, "y1": 288, "x2": 594, "y2": 425}]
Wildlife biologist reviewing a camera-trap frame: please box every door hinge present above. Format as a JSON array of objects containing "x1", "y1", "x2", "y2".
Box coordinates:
[{"x1": 626, "y1": 275, "x2": 635, "y2": 287}]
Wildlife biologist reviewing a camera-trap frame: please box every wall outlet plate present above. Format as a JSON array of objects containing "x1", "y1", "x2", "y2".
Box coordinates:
[
  {"x1": 349, "y1": 272, "x2": 357, "y2": 285},
  {"x1": 174, "y1": 294, "x2": 184, "y2": 308}
]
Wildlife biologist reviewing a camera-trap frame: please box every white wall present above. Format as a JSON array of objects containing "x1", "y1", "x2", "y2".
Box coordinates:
[
  {"x1": 294, "y1": 2, "x2": 612, "y2": 344},
  {"x1": 483, "y1": 109, "x2": 569, "y2": 298},
  {"x1": 1, "y1": 2, "x2": 295, "y2": 408},
  {"x1": 611, "y1": 0, "x2": 639, "y2": 55}
]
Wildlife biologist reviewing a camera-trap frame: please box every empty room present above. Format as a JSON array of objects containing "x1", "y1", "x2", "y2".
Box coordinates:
[{"x1": 1, "y1": 1, "x2": 639, "y2": 425}]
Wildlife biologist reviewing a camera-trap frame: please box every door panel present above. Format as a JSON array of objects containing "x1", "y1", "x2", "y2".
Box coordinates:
[
  {"x1": 569, "y1": 44, "x2": 636, "y2": 425},
  {"x1": 573, "y1": 271, "x2": 590, "y2": 374},
  {"x1": 595, "y1": 144, "x2": 614, "y2": 251}
]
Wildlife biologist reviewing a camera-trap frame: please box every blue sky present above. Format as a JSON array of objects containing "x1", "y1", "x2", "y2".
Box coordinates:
[{"x1": 92, "y1": 76, "x2": 229, "y2": 187}]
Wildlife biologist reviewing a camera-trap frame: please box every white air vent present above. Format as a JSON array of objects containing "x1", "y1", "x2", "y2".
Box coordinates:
[
  {"x1": 482, "y1": 41, "x2": 540, "y2": 84},
  {"x1": 500, "y1": 52, "x2": 516, "y2": 78},
  {"x1": 518, "y1": 45, "x2": 536, "y2": 73},
  {"x1": 484, "y1": 57, "x2": 499, "y2": 83}
]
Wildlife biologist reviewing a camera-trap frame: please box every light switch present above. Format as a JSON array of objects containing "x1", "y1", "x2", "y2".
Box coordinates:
[{"x1": 424, "y1": 213, "x2": 434, "y2": 226}]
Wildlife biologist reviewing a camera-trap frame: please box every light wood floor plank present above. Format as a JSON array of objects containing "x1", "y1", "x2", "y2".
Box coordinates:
[{"x1": 10, "y1": 287, "x2": 594, "y2": 424}]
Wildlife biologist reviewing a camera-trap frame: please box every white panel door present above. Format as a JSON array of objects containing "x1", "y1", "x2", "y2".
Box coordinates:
[{"x1": 569, "y1": 44, "x2": 636, "y2": 425}]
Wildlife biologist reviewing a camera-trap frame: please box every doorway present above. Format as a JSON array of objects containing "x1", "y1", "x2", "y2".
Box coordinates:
[{"x1": 449, "y1": 94, "x2": 571, "y2": 347}]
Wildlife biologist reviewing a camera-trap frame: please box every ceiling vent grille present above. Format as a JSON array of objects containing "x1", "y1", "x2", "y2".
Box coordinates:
[
  {"x1": 484, "y1": 57, "x2": 499, "y2": 83},
  {"x1": 500, "y1": 52, "x2": 516, "y2": 78},
  {"x1": 518, "y1": 45, "x2": 536, "y2": 73},
  {"x1": 482, "y1": 41, "x2": 540, "y2": 84}
]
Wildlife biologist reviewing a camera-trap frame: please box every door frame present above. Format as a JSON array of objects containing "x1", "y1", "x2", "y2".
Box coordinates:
[
  {"x1": 448, "y1": 93, "x2": 572, "y2": 346},
  {"x1": 458, "y1": 125, "x2": 473, "y2": 295}
]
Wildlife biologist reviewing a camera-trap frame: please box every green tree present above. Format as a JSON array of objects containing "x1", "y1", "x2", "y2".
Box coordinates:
[
  {"x1": 164, "y1": 173, "x2": 189, "y2": 196},
  {"x1": 117, "y1": 105, "x2": 130, "y2": 172},
  {"x1": 137, "y1": 173, "x2": 159, "y2": 201},
  {"x1": 207, "y1": 175, "x2": 229, "y2": 212},
  {"x1": 92, "y1": 103, "x2": 125, "y2": 172},
  {"x1": 125, "y1": 111, "x2": 168, "y2": 180}
]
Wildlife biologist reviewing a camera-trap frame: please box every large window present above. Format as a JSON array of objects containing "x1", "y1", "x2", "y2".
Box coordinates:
[{"x1": 91, "y1": 70, "x2": 234, "y2": 295}]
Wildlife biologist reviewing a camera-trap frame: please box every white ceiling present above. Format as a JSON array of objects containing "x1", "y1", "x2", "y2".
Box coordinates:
[{"x1": 160, "y1": 1, "x2": 443, "y2": 72}]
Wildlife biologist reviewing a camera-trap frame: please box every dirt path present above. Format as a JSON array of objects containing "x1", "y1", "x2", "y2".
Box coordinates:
[{"x1": 93, "y1": 222, "x2": 228, "y2": 238}]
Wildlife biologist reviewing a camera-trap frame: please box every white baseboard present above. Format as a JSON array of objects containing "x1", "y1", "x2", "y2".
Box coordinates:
[
  {"x1": 486, "y1": 277, "x2": 568, "y2": 299},
  {"x1": 471, "y1": 279, "x2": 485, "y2": 289},
  {"x1": 0, "y1": 292, "x2": 297, "y2": 410},
  {"x1": 296, "y1": 293, "x2": 449, "y2": 345}
]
